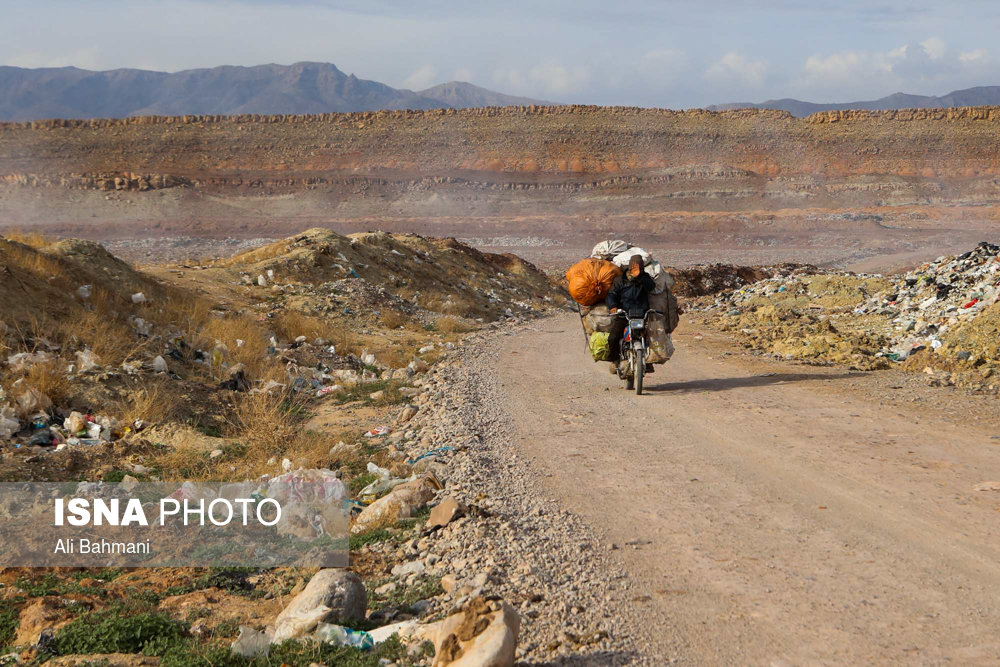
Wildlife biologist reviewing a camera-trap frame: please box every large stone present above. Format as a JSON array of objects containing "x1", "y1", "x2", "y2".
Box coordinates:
[
  {"x1": 398, "y1": 404, "x2": 419, "y2": 423},
  {"x1": 428, "y1": 497, "x2": 466, "y2": 529},
  {"x1": 419, "y1": 597, "x2": 519, "y2": 667},
  {"x1": 271, "y1": 569, "x2": 366, "y2": 640}
]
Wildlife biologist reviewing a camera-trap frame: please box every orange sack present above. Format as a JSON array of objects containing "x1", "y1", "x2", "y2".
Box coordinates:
[{"x1": 566, "y1": 258, "x2": 622, "y2": 306}]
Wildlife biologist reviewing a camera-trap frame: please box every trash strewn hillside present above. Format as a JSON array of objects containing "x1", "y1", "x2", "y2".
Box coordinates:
[
  {"x1": 0, "y1": 230, "x2": 566, "y2": 665},
  {"x1": 699, "y1": 242, "x2": 1000, "y2": 391}
]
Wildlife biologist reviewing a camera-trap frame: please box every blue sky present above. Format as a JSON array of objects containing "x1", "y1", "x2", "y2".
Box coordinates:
[{"x1": 2, "y1": 0, "x2": 997, "y2": 107}]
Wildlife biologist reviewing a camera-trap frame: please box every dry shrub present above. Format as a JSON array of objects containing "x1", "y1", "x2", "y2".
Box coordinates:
[
  {"x1": 59, "y1": 308, "x2": 146, "y2": 366},
  {"x1": 22, "y1": 360, "x2": 72, "y2": 405},
  {"x1": 197, "y1": 315, "x2": 271, "y2": 375},
  {"x1": 157, "y1": 289, "x2": 214, "y2": 338},
  {"x1": 436, "y1": 316, "x2": 475, "y2": 334},
  {"x1": 4, "y1": 242, "x2": 74, "y2": 291},
  {"x1": 380, "y1": 310, "x2": 410, "y2": 330},
  {"x1": 3, "y1": 229, "x2": 50, "y2": 248},
  {"x1": 271, "y1": 311, "x2": 338, "y2": 343},
  {"x1": 220, "y1": 388, "x2": 317, "y2": 475},
  {"x1": 116, "y1": 380, "x2": 181, "y2": 426}
]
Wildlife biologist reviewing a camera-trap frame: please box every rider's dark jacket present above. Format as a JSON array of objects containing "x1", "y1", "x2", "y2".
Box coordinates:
[{"x1": 606, "y1": 271, "x2": 655, "y2": 318}]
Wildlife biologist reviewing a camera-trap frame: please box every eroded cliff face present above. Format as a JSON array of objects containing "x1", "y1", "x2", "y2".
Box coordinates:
[{"x1": 2, "y1": 105, "x2": 999, "y2": 190}]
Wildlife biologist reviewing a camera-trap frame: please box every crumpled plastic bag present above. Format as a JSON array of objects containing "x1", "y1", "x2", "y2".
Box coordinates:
[
  {"x1": 15, "y1": 386, "x2": 52, "y2": 418},
  {"x1": 271, "y1": 605, "x2": 332, "y2": 643},
  {"x1": 231, "y1": 626, "x2": 271, "y2": 658},
  {"x1": 75, "y1": 349, "x2": 100, "y2": 372},
  {"x1": 64, "y1": 411, "x2": 87, "y2": 435},
  {"x1": 6, "y1": 351, "x2": 53, "y2": 372},
  {"x1": 313, "y1": 623, "x2": 374, "y2": 650},
  {"x1": 358, "y1": 462, "x2": 414, "y2": 503},
  {"x1": 0, "y1": 405, "x2": 19, "y2": 440}
]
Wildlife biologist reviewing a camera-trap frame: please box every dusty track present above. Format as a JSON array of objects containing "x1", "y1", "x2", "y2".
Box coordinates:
[{"x1": 497, "y1": 313, "x2": 1000, "y2": 664}]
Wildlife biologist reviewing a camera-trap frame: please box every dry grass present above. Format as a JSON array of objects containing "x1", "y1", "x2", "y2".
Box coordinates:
[
  {"x1": 271, "y1": 311, "x2": 338, "y2": 342},
  {"x1": 197, "y1": 315, "x2": 271, "y2": 376},
  {"x1": 115, "y1": 379, "x2": 182, "y2": 426},
  {"x1": 380, "y1": 310, "x2": 410, "y2": 330},
  {"x1": 58, "y1": 308, "x2": 147, "y2": 366},
  {"x1": 436, "y1": 316, "x2": 475, "y2": 334},
  {"x1": 2, "y1": 229, "x2": 50, "y2": 249},
  {"x1": 22, "y1": 360, "x2": 72, "y2": 405}
]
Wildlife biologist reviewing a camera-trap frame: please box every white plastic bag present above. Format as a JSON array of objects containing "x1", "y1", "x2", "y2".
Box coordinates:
[
  {"x1": 591, "y1": 240, "x2": 630, "y2": 260},
  {"x1": 358, "y1": 462, "x2": 413, "y2": 503},
  {"x1": 75, "y1": 349, "x2": 100, "y2": 372},
  {"x1": 0, "y1": 405, "x2": 19, "y2": 439},
  {"x1": 612, "y1": 247, "x2": 653, "y2": 269}
]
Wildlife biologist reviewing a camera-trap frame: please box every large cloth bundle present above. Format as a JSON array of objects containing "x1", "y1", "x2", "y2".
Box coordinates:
[
  {"x1": 581, "y1": 304, "x2": 616, "y2": 335},
  {"x1": 589, "y1": 332, "x2": 611, "y2": 361},
  {"x1": 612, "y1": 247, "x2": 653, "y2": 269},
  {"x1": 591, "y1": 240, "x2": 630, "y2": 261},
  {"x1": 566, "y1": 258, "x2": 622, "y2": 306},
  {"x1": 645, "y1": 316, "x2": 675, "y2": 364},
  {"x1": 648, "y1": 290, "x2": 680, "y2": 334},
  {"x1": 645, "y1": 260, "x2": 674, "y2": 294}
]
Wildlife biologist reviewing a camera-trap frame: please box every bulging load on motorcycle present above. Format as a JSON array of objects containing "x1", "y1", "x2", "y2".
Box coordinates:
[{"x1": 570, "y1": 240, "x2": 679, "y2": 394}]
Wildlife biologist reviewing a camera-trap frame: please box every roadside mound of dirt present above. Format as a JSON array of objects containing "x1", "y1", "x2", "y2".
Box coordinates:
[
  {"x1": 669, "y1": 262, "x2": 815, "y2": 298},
  {"x1": 222, "y1": 228, "x2": 568, "y2": 319}
]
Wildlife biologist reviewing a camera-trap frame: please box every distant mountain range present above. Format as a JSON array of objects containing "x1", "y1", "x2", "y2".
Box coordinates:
[
  {"x1": 708, "y1": 86, "x2": 1000, "y2": 117},
  {"x1": 0, "y1": 61, "x2": 551, "y2": 121}
]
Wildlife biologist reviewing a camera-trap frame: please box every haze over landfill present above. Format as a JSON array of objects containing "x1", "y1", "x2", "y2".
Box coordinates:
[{"x1": 4, "y1": 1, "x2": 1000, "y2": 665}]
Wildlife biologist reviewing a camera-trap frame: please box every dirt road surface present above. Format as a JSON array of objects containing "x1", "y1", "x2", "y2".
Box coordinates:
[{"x1": 497, "y1": 313, "x2": 1000, "y2": 665}]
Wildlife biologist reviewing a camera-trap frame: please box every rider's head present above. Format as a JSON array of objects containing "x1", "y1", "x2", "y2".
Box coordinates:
[{"x1": 628, "y1": 254, "x2": 645, "y2": 278}]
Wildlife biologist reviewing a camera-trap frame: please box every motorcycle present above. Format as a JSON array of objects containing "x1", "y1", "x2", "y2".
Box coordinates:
[{"x1": 613, "y1": 309, "x2": 661, "y2": 395}]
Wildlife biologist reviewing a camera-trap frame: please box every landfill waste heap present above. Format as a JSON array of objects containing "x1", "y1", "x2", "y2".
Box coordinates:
[{"x1": 699, "y1": 241, "x2": 1000, "y2": 393}]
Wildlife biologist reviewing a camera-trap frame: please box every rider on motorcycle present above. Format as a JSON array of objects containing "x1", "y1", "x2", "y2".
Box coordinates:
[{"x1": 606, "y1": 254, "x2": 655, "y2": 374}]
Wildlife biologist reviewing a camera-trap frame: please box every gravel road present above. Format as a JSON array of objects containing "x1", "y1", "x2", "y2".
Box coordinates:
[
  {"x1": 483, "y1": 312, "x2": 1000, "y2": 665},
  {"x1": 418, "y1": 311, "x2": 1000, "y2": 665}
]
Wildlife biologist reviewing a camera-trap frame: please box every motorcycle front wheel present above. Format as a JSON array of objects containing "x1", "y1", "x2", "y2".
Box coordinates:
[
  {"x1": 624, "y1": 351, "x2": 634, "y2": 390},
  {"x1": 634, "y1": 348, "x2": 644, "y2": 395}
]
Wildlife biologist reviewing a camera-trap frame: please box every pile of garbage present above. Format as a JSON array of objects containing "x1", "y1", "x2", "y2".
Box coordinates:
[
  {"x1": 565, "y1": 240, "x2": 678, "y2": 364},
  {"x1": 700, "y1": 242, "x2": 1000, "y2": 385},
  {"x1": 855, "y1": 242, "x2": 1000, "y2": 362}
]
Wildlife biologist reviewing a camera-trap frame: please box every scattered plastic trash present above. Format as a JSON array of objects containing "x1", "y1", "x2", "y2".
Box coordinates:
[
  {"x1": 358, "y1": 462, "x2": 414, "y2": 503},
  {"x1": 76, "y1": 284, "x2": 92, "y2": 300},
  {"x1": 131, "y1": 292, "x2": 146, "y2": 304},
  {"x1": 231, "y1": 626, "x2": 271, "y2": 658},
  {"x1": 312, "y1": 623, "x2": 374, "y2": 650},
  {"x1": 75, "y1": 349, "x2": 100, "y2": 372},
  {"x1": 406, "y1": 446, "x2": 455, "y2": 465},
  {"x1": 151, "y1": 355, "x2": 168, "y2": 373},
  {"x1": 364, "y1": 425, "x2": 391, "y2": 438}
]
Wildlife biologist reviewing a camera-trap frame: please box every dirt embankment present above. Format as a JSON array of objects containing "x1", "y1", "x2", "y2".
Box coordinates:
[{"x1": 3, "y1": 106, "x2": 1000, "y2": 206}]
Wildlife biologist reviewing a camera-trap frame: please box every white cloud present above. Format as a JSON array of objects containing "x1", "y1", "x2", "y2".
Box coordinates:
[
  {"x1": 492, "y1": 62, "x2": 590, "y2": 96},
  {"x1": 453, "y1": 67, "x2": 473, "y2": 82},
  {"x1": 403, "y1": 64, "x2": 438, "y2": 90},
  {"x1": 960, "y1": 49, "x2": 988, "y2": 63},
  {"x1": 705, "y1": 52, "x2": 767, "y2": 87},
  {"x1": 799, "y1": 39, "x2": 991, "y2": 97},
  {"x1": 920, "y1": 36, "x2": 946, "y2": 60}
]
